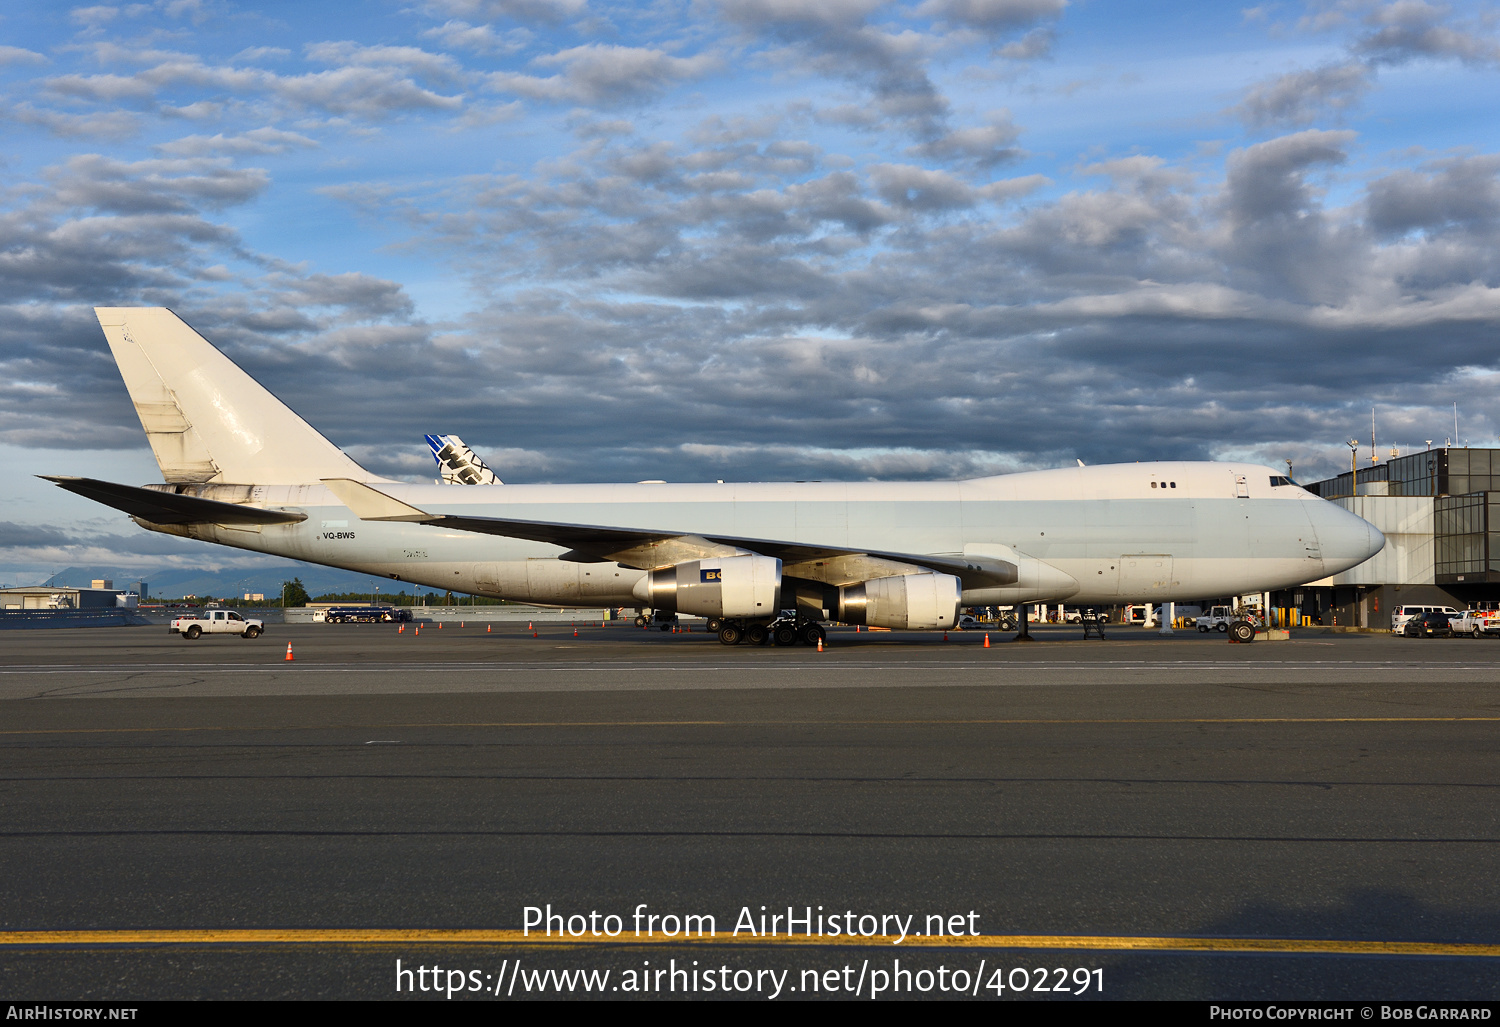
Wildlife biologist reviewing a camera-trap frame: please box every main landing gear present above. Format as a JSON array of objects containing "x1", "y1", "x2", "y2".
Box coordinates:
[{"x1": 717, "y1": 614, "x2": 825, "y2": 647}]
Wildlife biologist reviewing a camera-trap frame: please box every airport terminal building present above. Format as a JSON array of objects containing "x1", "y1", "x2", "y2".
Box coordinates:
[{"x1": 1286, "y1": 447, "x2": 1500, "y2": 629}]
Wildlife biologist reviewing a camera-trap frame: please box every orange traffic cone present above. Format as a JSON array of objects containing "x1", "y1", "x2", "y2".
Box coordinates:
[
  {"x1": 817, "y1": 636, "x2": 823, "y2": 652},
  {"x1": 528, "y1": 621, "x2": 533, "y2": 630},
  {"x1": 398, "y1": 624, "x2": 404, "y2": 633},
  {"x1": 460, "y1": 622, "x2": 464, "y2": 628},
  {"x1": 439, "y1": 622, "x2": 443, "y2": 629},
  {"x1": 533, "y1": 630, "x2": 538, "y2": 638},
  {"x1": 487, "y1": 624, "x2": 491, "y2": 633},
  {"x1": 415, "y1": 625, "x2": 420, "y2": 636},
  {"x1": 943, "y1": 631, "x2": 949, "y2": 641},
  {"x1": 983, "y1": 633, "x2": 990, "y2": 648},
  {"x1": 284, "y1": 642, "x2": 294, "y2": 661},
  {"x1": 573, "y1": 627, "x2": 578, "y2": 637}
]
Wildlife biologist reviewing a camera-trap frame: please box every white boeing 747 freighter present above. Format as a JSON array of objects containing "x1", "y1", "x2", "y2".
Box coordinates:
[{"x1": 45, "y1": 307, "x2": 1383, "y2": 645}]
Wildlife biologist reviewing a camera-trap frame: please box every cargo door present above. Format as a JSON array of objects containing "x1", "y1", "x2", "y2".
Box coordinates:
[{"x1": 1118, "y1": 555, "x2": 1173, "y2": 598}]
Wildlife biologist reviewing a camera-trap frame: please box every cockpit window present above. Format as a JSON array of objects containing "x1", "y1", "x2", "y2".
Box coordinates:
[{"x1": 1269, "y1": 475, "x2": 1295, "y2": 487}]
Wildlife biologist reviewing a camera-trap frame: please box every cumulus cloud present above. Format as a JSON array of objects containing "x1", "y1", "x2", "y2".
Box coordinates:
[
  {"x1": 304, "y1": 41, "x2": 466, "y2": 85},
  {"x1": 421, "y1": 19, "x2": 533, "y2": 55},
  {"x1": 1235, "y1": 61, "x2": 1372, "y2": 127},
  {"x1": 1352, "y1": 0, "x2": 1500, "y2": 66},
  {"x1": 488, "y1": 44, "x2": 718, "y2": 105},
  {"x1": 422, "y1": 0, "x2": 588, "y2": 24},
  {"x1": 910, "y1": 111, "x2": 1023, "y2": 166},
  {"x1": 155, "y1": 127, "x2": 319, "y2": 156},
  {"x1": 1365, "y1": 154, "x2": 1500, "y2": 237},
  {"x1": 0, "y1": 47, "x2": 48, "y2": 67},
  {"x1": 43, "y1": 55, "x2": 465, "y2": 121},
  {"x1": 915, "y1": 0, "x2": 1066, "y2": 31},
  {"x1": 0, "y1": 522, "x2": 75, "y2": 548},
  {"x1": 8, "y1": 103, "x2": 141, "y2": 139},
  {"x1": 721, "y1": 0, "x2": 951, "y2": 140},
  {"x1": 2, "y1": 0, "x2": 1499, "y2": 544},
  {"x1": 296, "y1": 120, "x2": 1500, "y2": 491},
  {"x1": 1236, "y1": 1, "x2": 1500, "y2": 127}
]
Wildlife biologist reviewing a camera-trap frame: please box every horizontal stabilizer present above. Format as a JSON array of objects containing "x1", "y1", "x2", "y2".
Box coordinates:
[
  {"x1": 321, "y1": 478, "x2": 432, "y2": 522},
  {"x1": 40, "y1": 476, "x2": 307, "y2": 526}
]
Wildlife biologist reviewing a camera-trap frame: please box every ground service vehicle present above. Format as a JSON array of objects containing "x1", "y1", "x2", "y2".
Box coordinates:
[
  {"x1": 1447, "y1": 605, "x2": 1500, "y2": 638},
  {"x1": 1391, "y1": 604, "x2": 1461, "y2": 635},
  {"x1": 1401, "y1": 611, "x2": 1456, "y2": 638},
  {"x1": 171, "y1": 609, "x2": 264, "y2": 639},
  {"x1": 322, "y1": 605, "x2": 410, "y2": 623},
  {"x1": 1197, "y1": 606, "x2": 1236, "y2": 632}
]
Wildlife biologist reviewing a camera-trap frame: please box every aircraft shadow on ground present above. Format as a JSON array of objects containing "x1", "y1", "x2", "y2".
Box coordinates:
[{"x1": 1093, "y1": 887, "x2": 1500, "y2": 1000}]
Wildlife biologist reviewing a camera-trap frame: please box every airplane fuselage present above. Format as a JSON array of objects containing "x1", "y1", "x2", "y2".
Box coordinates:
[{"x1": 140, "y1": 460, "x2": 1378, "y2": 609}]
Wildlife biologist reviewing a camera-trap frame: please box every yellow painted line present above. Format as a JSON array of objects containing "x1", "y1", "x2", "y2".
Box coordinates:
[
  {"x1": 4, "y1": 717, "x2": 1500, "y2": 737},
  {"x1": 1, "y1": 930, "x2": 1497, "y2": 956}
]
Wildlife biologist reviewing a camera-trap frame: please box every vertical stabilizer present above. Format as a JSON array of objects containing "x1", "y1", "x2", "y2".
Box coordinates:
[
  {"x1": 426, "y1": 434, "x2": 502, "y2": 485},
  {"x1": 95, "y1": 307, "x2": 370, "y2": 484}
]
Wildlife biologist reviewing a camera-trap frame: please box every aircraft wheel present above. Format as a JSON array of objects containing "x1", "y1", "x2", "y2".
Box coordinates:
[
  {"x1": 1229, "y1": 621, "x2": 1255, "y2": 643},
  {"x1": 184, "y1": 625, "x2": 201, "y2": 639},
  {"x1": 706, "y1": 617, "x2": 723, "y2": 633},
  {"x1": 800, "y1": 622, "x2": 825, "y2": 646},
  {"x1": 718, "y1": 624, "x2": 743, "y2": 646},
  {"x1": 745, "y1": 623, "x2": 768, "y2": 646},
  {"x1": 772, "y1": 624, "x2": 798, "y2": 647}
]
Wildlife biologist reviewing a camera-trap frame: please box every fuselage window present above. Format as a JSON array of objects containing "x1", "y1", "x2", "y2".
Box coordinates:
[
  {"x1": 1151, "y1": 481, "x2": 1157, "y2": 488},
  {"x1": 1170, "y1": 482, "x2": 1177, "y2": 488}
]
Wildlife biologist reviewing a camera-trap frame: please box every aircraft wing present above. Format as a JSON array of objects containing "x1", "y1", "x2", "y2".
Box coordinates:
[
  {"x1": 321, "y1": 478, "x2": 1018, "y2": 588},
  {"x1": 41, "y1": 476, "x2": 308, "y2": 525}
]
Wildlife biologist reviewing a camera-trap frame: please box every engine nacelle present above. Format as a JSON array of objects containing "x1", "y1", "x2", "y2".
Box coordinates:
[
  {"x1": 838, "y1": 572, "x2": 961, "y2": 630},
  {"x1": 631, "y1": 554, "x2": 782, "y2": 618}
]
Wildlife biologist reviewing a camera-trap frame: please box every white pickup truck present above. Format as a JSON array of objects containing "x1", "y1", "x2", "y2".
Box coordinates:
[
  {"x1": 1446, "y1": 607, "x2": 1500, "y2": 638},
  {"x1": 171, "y1": 609, "x2": 265, "y2": 639}
]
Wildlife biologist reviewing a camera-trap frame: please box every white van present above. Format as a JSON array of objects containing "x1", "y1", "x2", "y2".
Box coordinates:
[{"x1": 1391, "y1": 604, "x2": 1461, "y2": 634}]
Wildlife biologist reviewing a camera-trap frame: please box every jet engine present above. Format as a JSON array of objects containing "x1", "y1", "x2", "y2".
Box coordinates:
[
  {"x1": 631, "y1": 554, "x2": 782, "y2": 618},
  {"x1": 837, "y1": 572, "x2": 961, "y2": 630}
]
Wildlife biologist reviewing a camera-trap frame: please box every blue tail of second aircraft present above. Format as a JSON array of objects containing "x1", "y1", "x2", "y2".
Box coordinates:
[{"x1": 426, "y1": 434, "x2": 501, "y2": 485}]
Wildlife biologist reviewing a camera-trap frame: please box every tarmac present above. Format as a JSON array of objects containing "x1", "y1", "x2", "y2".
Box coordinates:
[{"x1": 2, "y1": 622, "x2": 1498, "y2": 1000}]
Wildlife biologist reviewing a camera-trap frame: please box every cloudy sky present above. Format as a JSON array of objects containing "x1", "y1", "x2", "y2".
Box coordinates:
[{"x1": 3, "y1": 0, "x2": 1500, "y2": 584}]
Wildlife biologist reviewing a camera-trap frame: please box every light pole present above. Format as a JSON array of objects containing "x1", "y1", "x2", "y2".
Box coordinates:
[{"x1": 1347, "y1": 439, "x2": 1359, "y2": 496}]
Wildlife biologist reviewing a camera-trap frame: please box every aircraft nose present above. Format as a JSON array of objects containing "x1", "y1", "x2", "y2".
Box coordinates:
[{"x1": 1312, "y1": 501, "x2": 1385, "y2": 573}]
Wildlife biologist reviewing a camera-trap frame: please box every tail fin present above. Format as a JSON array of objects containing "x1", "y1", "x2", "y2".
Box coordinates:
[
  {"x1": 95, "y1": 307, "x2": 370, "y2": 485},
  {"x1": 426, "y1": 434, "x2": 502, "y2": 485}
]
